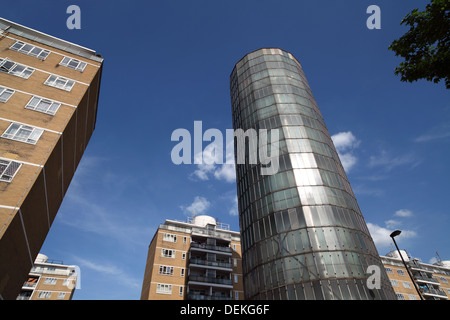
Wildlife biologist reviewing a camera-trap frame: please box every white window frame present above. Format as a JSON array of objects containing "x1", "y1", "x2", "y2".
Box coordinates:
[
  {"x1": 156, "y1": 283, "x2": 172, "y2": 295},
  {"x1": 2, "y1": 122, "x2": 44, "y2": 145},
  {"x1": 44, "y1": 74, "x2": 75, "y2": 91},
  {"x1": 159, "y1": 265, "x2": 174, "y2": 276},
  {"x1": 38, "y1": 291, "x2": 52, "y2": 299},
  {"x1": 390, "y1": 279, "x2": 398, "y2": 287},
  {"x1": 57, "y1": 292, "x2": 66, "y2": 299},
  {"x1": 0, "y1": 58, "x2": 34, "y2": 79},
  {"x1": 59, "y1": 56, "x2": 87, "y2": 72},
  {"x1": 161, "y1": 248, "x2": 175, "y2": 258},
  {"x1": 396, "y1": 293, "x2": 405, "y2": 300},
  {"x1": 10, "y1": 41, "x2": 50, "y2": 60},
  {"x1": 179, "y1": 286, "x2": 183, "y2": 296},
  {"x1": 396, "y1": 269, "x2": 405, "y2": 276},
  {"x1": 163, "y1": 233, "x2": 177, "y2": 243},
  {"x1": 402, "y1": 281, "x2": 411, "y2": 289},
  {"x1": 0, "y1": 86, "x2": 14, "y2": 103},
  {"x1": 0, "y1": 158, "x2": 22, "y2": 182},
  {"x1": 44, "y1": 277, "x2": 57, "y2": 285},
  {"x1": 180, "y1": 268, "x2": 185, "y2": 277},
  {"x1": 25, "y1": 96, "x2": 61, "y2": 115}
]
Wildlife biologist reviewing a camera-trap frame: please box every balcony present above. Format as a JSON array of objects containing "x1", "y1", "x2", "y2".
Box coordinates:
[
  {"x1": 188, "y1": 275, "x2": 233, "y2": 287},
  {"x1": 189, "y1": 258, "x2": 232, "y2": 270},
  {"x1": 420, "y1": 287, "x2": 448, "y2": 299},
  {"x1": 17, "y1": 293, "x2": 32, "y2": 300},
  {"x1": 190, "y1": 242, "x2": 232, "y2": 254},
  {"x1": 414, "y1": 275, "x2": 440, "y2": 285},
  {"x1": 188, "y1": 293, "x2": 233, "y2": 300}
]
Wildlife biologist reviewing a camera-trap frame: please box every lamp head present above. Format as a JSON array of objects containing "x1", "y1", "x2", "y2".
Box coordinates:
[{"x1": 390, "y1": 230, "x2": 402, "y2": 238}]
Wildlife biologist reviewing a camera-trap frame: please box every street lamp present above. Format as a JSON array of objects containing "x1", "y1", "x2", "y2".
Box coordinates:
[{"x1": 389, "y1": 230, "x2": 424, "y2": 300}]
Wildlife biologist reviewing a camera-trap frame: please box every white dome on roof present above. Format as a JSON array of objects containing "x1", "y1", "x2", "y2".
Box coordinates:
[
  {"x1": 437, "y1": 260, "x2": 450, "y2": 268},
  {"x1": 192, "y1": 215, "x2": 216, "y2": 227},
  {"x1": 35, "y1": 253, "x2": 48, "y2": 263},
  {"x1": 386, "y1": 250, "x2": 410, "y2": 261}
]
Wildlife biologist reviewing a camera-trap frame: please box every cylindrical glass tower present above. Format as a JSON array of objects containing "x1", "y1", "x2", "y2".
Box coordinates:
[{"x1": 230, "y1": 48, "x2": 396, "y2": 300}]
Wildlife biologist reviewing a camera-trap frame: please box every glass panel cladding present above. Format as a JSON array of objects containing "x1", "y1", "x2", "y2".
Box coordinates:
[{"x1": 230, "y1": 48, "x2": 396, "y2": 300}]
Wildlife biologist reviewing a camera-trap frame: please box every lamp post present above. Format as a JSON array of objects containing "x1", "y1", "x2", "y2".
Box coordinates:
[{"x1": 389, "y1": 230, "x2": 424, "y2": 300}]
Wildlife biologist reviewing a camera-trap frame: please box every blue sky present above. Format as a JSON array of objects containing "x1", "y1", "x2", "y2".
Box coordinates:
[{"x1": 3, "y1": 0, "x2": 449, "y2": 299}]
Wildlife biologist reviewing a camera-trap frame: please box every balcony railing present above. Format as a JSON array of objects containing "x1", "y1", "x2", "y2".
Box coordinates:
[
  {"x1": 414, "y1": 275, "x2": 440, "y2": 284},
  {"x1": 190, "y1": 242, "x2": 232, "y2": 253},
  {"x1": 22, "y1": 281, "x2": 37, "y2": 288},
  {"x1": 189, "y1": 258, "x2": 232, "y2": 269},
  {"x1": 191, "y1": 227, "x2": 232, "y2": 240},
  {"x1": 188, "y1": 275, "x2": 233, "y2": 286},
  {"x1": 420, "y1": 288, "x2": 448, "y2": 299},
  {"x1": 188, "y1": 293, "x2": 233, "y2": 300}
]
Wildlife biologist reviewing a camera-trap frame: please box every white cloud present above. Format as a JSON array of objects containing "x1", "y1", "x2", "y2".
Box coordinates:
[
  {"x1": 214, "y1": 164, "x2": 236, "y2": 183},
  {"x1": 368, "y1": 208, "x2": 417, "y2": 251},
  {"x1": 395, "y1": 209, "x2": 413, "y2": 217},
  {"x1": 190, "y1": 139, "x2": 235, "y2": 183},
  {"x1": 331, "y1": 131, "x2": 360, "y2": 172},
  {"x1": 368, "y1": 150, "x2": 418, "y2": 171},
  {"x1": 229, "y1": 196, "x2": 239, "y2": 216},
  {"x1": 367, "y1": 223, "x2": 395, "y2": 248},
  {"x1": 73, "y1": 256, "x2": 140, "y2": 289},
  {"x1": 181, "y1": 196, "x2": 211, "y2": 216},
  {"x1": 367, "y1": 222, "x2": 417, "y2": 249},
  {"x1": 332, "y1": 131, "x2": 360, "y2": 151},
  {"x1": 415, "y1": 122, "x2": 450, "y2": 142},
  {"x1": 385, "y1": 219, "x2": 401, "y2": 229}
]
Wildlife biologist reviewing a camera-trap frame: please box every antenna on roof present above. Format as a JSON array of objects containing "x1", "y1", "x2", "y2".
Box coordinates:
[{"x1": 436, "y1": 251, "x2": 443, "y2": 265}]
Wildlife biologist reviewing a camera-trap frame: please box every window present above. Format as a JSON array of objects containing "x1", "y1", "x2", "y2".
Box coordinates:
[
  {"x1": 385, "y1": 267, "x2": 393, "y2": 274},
  {"x1": 182, "y1": 252, "x2": 186, "y2": 260},
  {"x1": 180, "y1": 268, "x2": 185, "y2": 277},
  {"x1": 235, "y1": 291, "x2": 239, "y2": 300},
  {"x1": 179, "y1": 286, "x2": 183, "y2": 296},
  {"x1": 58, "y1": 292, "x2": 66, "y2": 299},
  {"x1": 44, "y1": 277, "x2": 57, "y2": 285},
  {"x1": 234, "y1": 274, "x2": 238, "y2": 283},
  {"x1": 25, "y1": 96, "x2": 61, "y2": 115},
  {"x1": 63, "y1": 279, "x2": 72, "y2": 287},
  {"x1": 396, "y1": 293, "x2": 405, "y2": 300},
  {"x1": 0, "y1": 86, "x2": 14, "y2": 102},
  {"x1": 0, "y1": 159, "x2": 21, "y2": 182},
  {"x1": 234, "y1": 259, "x2": 237, "y2": 267},
  {"x1": 10, "y1": 41, "x2": 50, "y2": 60},
  {"x1": 397, "y1": 269, "x2": 405, "y2": 276},
  {"x1": 159, "y1": 265, "x2": 174, "y2": 275},
  {"x1": 156, "y1": 283, "x2": 172, "y2": 294},
  {"x1": 163, "y1": 233, "x2": 177, "y2": 243},
  {"x1": 408, "y1": 294, "x2": 417, "y2": 300},
  {"x1": 390, "y1": 279, "x2": 398, "y2": 287},
  {"x1": 183, "y1": 236, "x2": 187, "y2": 244},
  {"x1": 2, "y1": 122, "x2": 44, "y2": 144},
  {"x1": 0, "y1": 58, "x2": 34, "y2": 78},
  {"x1": 161, "y1": 248, "x2": 175, "y2": 258},
  {"x1": 59, "y1": 56, "x2": 87, "y2": 71},
  {"x1": 403, "y1": 281, "x2": 411, "y2": 289},
  {"x1": 439, "y1": 276, "x2": 448, "y2": 284},
  {"x1": 44, "y1": 74, "x2": 75, "y2": 91},
  {"x1": 38, "y1": 291, "x2": 51, "y2": 299}
]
